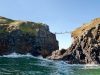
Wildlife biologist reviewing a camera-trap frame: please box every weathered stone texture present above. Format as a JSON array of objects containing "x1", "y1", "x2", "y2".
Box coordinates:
[
  {"x1": 49, "y1": 18, "x2": 100, "y2": 64},
  {"x1": 0, "y1": 16, "x2": 59, "y2": 57}
]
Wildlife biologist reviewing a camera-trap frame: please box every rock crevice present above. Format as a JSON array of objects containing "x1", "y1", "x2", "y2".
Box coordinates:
[
  {"x1": 0, "y1": 16, "x2": 59, "y2": 57},
  {"x1": 49, "y1": 18, "x2": 100, "y2": 64}
]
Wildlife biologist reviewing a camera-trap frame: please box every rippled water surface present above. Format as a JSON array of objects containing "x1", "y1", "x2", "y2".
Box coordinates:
[{"x1": 0, "y1": 53, "x2": 100, "y2": 75}]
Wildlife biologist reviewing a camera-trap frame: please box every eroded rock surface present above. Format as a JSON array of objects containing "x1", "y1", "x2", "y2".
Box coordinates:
[
  {"x1": 49, "y1": 18, "x2": 100, "y2": 64},
  {"x1": 0, "y1": 16, "x2": 59, "y2": 57}
]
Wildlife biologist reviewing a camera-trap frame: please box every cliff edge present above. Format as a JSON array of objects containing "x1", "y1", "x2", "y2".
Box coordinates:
[
  {"x1": 49, "y1": 18, "x2": 100, "y2": 64},
  {"x1": 0, "y1": 16, "x2": 59, "y2": 57}
]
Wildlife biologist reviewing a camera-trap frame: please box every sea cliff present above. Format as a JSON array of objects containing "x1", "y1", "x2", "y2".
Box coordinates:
[
  {"x1": 49, "y1": 18, "x2": 100, "y2": 64},
  {"x1": 0, "y1": 16, "x2": 59, "y2": 57}
]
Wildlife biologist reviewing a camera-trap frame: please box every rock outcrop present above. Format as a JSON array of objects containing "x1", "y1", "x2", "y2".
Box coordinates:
[
  {"x1": 0, "y1": 16, "x2": 59, "y2": 57},
  {"x1": 49, "y1": 18, "x2": 100, "y2": 64},
  {"x1": 48, "y1": 49, "x2": 66, "y2": 60}
]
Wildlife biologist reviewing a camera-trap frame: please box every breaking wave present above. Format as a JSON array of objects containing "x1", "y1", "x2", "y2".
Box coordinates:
[
  {"x1": 0, "y1": 52, "x2": 99, "y2": 69},
  {"x1": 0, "y1": 52, "x2": 37, "y2": 58},
  {"x1": 0, "y1": 53, "x2": 100, "y2": 75}
]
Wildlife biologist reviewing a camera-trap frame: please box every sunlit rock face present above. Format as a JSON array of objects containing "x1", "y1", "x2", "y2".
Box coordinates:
[
  {"x1": 49, "y1": 18, "x2": 100, "y2": 64},
  {"x1": 0, "y1": 16, "x2": 59, "y2": 57}
]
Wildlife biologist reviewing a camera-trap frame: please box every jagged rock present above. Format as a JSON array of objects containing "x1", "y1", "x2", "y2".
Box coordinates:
[
  {"x1": 48, "y1": 49, "x2": 66, "y2": 60},
  {"x1": 49, "y1": 18, "x2": 100, "y2": 64},
  {"x1": 0, "y1": 16, "x2": 59, "y2": 57}
]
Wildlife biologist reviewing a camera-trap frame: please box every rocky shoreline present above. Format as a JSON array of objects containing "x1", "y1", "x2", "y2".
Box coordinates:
[
  {"x1": 48, "y1": 18, "x2": 100, "y2": 64},
  {"x1": 0, "y1": 16, "x2": 99, "y2": 64}
]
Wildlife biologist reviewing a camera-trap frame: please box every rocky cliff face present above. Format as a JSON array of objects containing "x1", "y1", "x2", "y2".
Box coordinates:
[
  {"x1": 49, "y1": 18, "x2": 100, "y2": 64},
  {"x1": 0, "y1": 16, "x2": 59, "y2": 57}
]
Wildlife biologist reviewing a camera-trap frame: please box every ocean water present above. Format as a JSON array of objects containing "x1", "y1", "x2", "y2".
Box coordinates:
[{"x1": 0, "y1": 53, "x2": 100, "y2": 75}]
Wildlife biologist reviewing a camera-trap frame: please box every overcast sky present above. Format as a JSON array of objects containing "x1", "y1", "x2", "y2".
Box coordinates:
[{"x1": 0, "y1": 0, "x2": 100, "y2": 49}]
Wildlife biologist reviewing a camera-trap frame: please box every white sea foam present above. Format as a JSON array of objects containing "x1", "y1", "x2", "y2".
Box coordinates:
[
  {"x1": 1, "y1": 52, "x2": 33, "y2": 58},
  {"x1": 85, "y1": 64, "x2": 99, "y2": 66},
  {"x1": 83, "y1": 64, "x2": 100, "y2": 69},
  {"x1": 0, "y1": 52, "x2": 99, "y2": 70},
  {"x1": 54, "y1": 61, "x2": 100, "y2": 70},
  {"x1": 0, "y1": 52, "x2": 50, "y2": 61}
]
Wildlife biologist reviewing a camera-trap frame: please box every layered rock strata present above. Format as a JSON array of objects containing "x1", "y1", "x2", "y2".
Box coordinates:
[
  {"x1": 0, "y1": 16, "x2": 59, "y2": 57},
  {"x1": 49, "y1": 18, "x2": 100, "y2": 64}
]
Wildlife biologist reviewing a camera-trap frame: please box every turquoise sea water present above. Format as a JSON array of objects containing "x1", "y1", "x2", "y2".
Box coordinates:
[{"x1": 0, "y1": 53, "x2": 100, "y2": 75}]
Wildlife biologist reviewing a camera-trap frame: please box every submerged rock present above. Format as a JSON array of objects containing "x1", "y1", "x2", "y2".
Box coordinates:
[
  {"x1": 49, "y1": 18, "x2": 100, "y2": 64},
  {"x1": 0, "y1": 16, "x2": 59, "y2": 57}
]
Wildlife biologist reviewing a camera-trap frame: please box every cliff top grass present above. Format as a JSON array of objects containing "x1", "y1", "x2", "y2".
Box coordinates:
[
  {"x1": 0, "y1": 16, "x2": 14, "y2": 24},
  {"x1": 72, "y1": 18, "x2": 100, "y2": 38},
  {"x1": 0, "y1": 16, "x2": 47, "y2": 34}
]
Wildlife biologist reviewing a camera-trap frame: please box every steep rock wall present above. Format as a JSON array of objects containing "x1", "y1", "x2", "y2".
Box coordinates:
[
  {"x1": 49, "y1": 18, "x2": 100, "y2": 64},
  {"x1": 0, "y1": 16, "x2": 59, "y2": 57}
]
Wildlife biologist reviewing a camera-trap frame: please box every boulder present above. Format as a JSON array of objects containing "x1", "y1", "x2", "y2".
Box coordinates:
[{"x1": 48, "y1": 49, "x2": 66, "y2": 60}]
